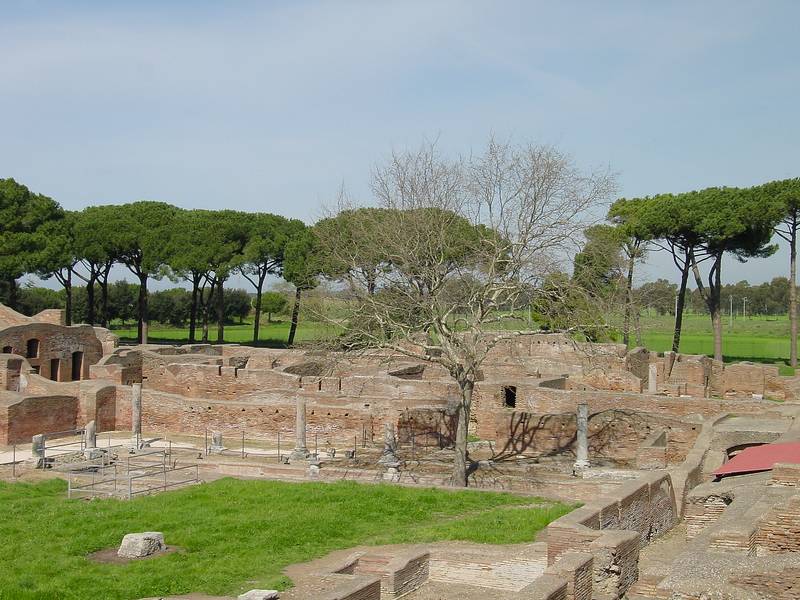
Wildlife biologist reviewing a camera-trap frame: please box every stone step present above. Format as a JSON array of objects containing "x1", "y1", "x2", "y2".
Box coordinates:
[{"x1": 429, "y1": 556, "x2": 546, "y2": 592}]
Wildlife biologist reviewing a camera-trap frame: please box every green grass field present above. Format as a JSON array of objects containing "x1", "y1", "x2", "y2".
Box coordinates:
[
  {"x1": 636, "y1": 313, "x2": 795, "y2": 372},
  {"x1": 0, "y1": 478, "x2": 573, "y2": 600},
  {"x1": 113, "y1": 311, "x2": 797, "y2": 372},
  {"x1": 113, "y1": 319, "x2": 334, "y2": 347}
]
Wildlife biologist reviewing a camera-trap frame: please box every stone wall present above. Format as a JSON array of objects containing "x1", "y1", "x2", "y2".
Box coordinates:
[
  {"x1": 0, "y1": 355, "x2": 23, "y2": 391},
  {"x1": 0, "y1": 391, "x2": 79, "y2": 444},
  {"x1": 489, "y1": 409, "x2": 697, "y2": 466},
  {"x1": 544, "y1": 470, "x2": 679, "y2": 598},
  {"x1": 755, "y1": 494, "x2": 800, "y2": 554},
  {"x1": 0, "y1": 322, "x2": 109, "y2": 383}
]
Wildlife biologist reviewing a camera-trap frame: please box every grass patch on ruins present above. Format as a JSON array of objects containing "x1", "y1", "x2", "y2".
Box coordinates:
[{"x1": 0, "y1": 478, "x2": 573, "y2": 600}]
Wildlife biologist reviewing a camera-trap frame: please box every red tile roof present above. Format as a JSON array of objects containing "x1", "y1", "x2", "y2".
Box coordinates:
[{"x1": 714, "y1": 441, "x2": 800, "y2": 478}]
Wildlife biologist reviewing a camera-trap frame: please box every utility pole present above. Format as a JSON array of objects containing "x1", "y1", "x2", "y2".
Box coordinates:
[
  {"x1": 730, "y1": 295, "x2": 734, "y2": 329},
  {"x1": 743, "y1": 297, "x2": 748, "y2": 319}
]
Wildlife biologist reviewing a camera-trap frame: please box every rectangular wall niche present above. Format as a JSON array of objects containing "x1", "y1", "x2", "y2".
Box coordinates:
[
  {"x1": 503, "y1": 385, "x2": 517, "y2": 408},
  {"x1": 71, "y1": 351, "x2": 83, "y2": 381},
  {"x1": 50, "y1": 358, "x2": 60, "y2": 381}
]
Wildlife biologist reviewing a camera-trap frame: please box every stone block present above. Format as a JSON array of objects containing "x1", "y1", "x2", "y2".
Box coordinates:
[
  {"x1": 238, "y1": 591, "x2": 279, "y2": 600},
  {"x1": 117, "y1": 531, "x2": 166, "y2": 559}
]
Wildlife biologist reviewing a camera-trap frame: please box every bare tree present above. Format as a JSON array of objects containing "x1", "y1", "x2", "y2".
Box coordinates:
[{"x1": 315, "y1": 139, "x2": 616, "y2": 486}]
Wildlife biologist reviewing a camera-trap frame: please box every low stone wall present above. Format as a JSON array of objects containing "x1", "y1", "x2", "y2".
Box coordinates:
[
  {"x1": 0, "y1": 391, "x2": 79, "y2": 444},
  {"x1": 321, "y1": 577, "x2": 382, "y2": 600},
  {"x1": 756, "y1": 494, "x2": 800, "y2": 554},
  {"x1": 543, "y1": 551, "x2": 593, "y2": 600}
]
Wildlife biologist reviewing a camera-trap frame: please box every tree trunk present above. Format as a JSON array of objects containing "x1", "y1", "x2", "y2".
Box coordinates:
[
  {"x1": 691, "y1": 253, "x2": 723, "y2": 362},
  {"x1": 253, "y1": 288, "x2": 263, "y2": 345},
  {"x1": 711, "y1": 256, "x2": 723, "y2": 362},
  {"x1": 188, "y1": 274, "x2": 200, "y2": 343},
  {"x1": 138, "y1": 274, "x2": 149, "y2": 344},
  {"x1": 86, "y1": 271, "x2": 96, "y2": 325},
  {"x1": 452, "y1": 378, "x2": 473, "y2": 487},
  {"x1": 6, "y1": 277, "x2": 18, "y2": 310},
  {"x1": 99, "y1": 266, "x2": 111, "y2": 327},
  {"x1": 287, "y1": 287, "x2": 302, "y2": 346},
  {"x1": 623, "y1": 246, "x2": 636, "y2": 347},
  {"x1": 634, "y1": 310, "x2": 643, "y2": 347},
  {"x1": 791, "y1": 222, "x2": 797, "y2": 367},
  {"x1": 201, "y1": 280, "x2": 214, "y2": 343},
  {"x1": 64, "y1": 270, "x2": 73, "y2": 326},
  {"x1": 216, "y1": 277, "x2": 225, "y2": 343},
  {"x1": 672, "y1": 249, "x2": 691, "y2": 353}
]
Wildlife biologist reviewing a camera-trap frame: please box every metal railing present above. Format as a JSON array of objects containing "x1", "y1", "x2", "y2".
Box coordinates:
[
  {"x1": 66, "y1": 454, "x2": 200, "y2": 500},
  {"x1": 200, "y1": 427, "x2": 367, "y2": 462},
  {"x1": 42, "y1": 428, "x2": 86, "y2": 463},
  {"x1": 127, "y1": 464, "x2": 200, "y2": 499},
  {"x1": 67, "y1": 463, "x2": 119, "y2": 499}
]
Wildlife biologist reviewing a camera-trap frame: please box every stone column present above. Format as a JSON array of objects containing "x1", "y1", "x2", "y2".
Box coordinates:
[
  {"x1": 84, "y1": 420, "x2": 103, "y2": 459},
  {"x1": 85, "y1": 420, "x2": 97, "y2": 449},
  {"x1": 573, "y1": 403, "x2": 590, "y2": 472},
  {"x1": 290, "y1": 397, "x2": 310, "y2": 461},
  {"x1": 210, "y1": 431, "x2": 224, "y2": 453},
  {"x1": 378, "y1": 422, "x2": 399, "y2": 465},
  {"x1": 130, "y1": 383, "x2": 142, "y2": 449},
  {"x1": 648, "y1": 363, "x2": 658, "y2": 394},
  {"x1": 32, "y1": 434, "x2": 45, "y2": 468}
]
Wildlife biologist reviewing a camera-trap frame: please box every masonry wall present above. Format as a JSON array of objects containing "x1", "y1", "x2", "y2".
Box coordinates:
[
  {"x1": 474, "y1": 385, "x2": 774, "y2": 438},
  {"x1": 0, "y1": 355, "x2": 23, "y2": 391},
  {"x1": 755, "y1": 494, "x2": 800, "y2": 554},
  {"x1": 0, "y1": 323, "x2": 106, "y2": 383},
  {"x1": 0, "y1": 393, "x2": 79, "y2": 444},
  {"x1": 137, "y1": 389, "x2": 378, "y2": 445},
  {"x1": 490, "y1": 409, "x2": 698, "y2": 466}
]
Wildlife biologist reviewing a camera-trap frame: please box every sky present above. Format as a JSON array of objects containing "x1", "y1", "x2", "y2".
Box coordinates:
[{"x1": 1, "y1": 1, "x2": 799, "y2": 290}]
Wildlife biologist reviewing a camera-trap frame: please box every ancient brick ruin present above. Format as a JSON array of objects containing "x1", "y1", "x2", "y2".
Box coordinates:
[{"x1": 4, "y1": 300, "x2": 800, "y2": 599}]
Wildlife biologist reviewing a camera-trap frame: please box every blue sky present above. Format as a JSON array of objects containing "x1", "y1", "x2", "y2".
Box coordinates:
[{"x1": 1, "y1": 1, "x2": 799, "y2": 288}]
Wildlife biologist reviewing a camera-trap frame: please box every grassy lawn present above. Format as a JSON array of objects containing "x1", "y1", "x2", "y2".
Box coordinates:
[
  {"x1": 112, "y1": 319, "x2": 334, "y2": 347},
  {"x1": 636, "y1": 313, "x2": 795, "y2": 373},
  {"x1": 0, "y1": 478, "x2": 574, "y2": 600},
  {"x1": 112, "y1": 312, "x2": 797, "y2": 373}
]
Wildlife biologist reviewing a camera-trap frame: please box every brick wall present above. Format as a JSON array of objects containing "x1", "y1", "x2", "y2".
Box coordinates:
[
  {"x1": 731, "y1": 567, "x2": 800, "y2": 599},
  {"x1": 489, "y1": 408, "x2": 698, "y2": 466},
  {"x1": 0, "y1": 392, "x2": 79, "y2": 444},
  {"x1": 544, "y1": 552, "x2": 593, "y2": 600},
  {"x1": 684, "y1": 493, "x2": 733, "y2": 539},
  {"x1": 0, "y1": 322, "x2": 107, "y2": 382},
  {"x1": 755, "y1": 495, "x2": 800, "y2": 554},
  {"x1": 0, "y1": 355, "x2": 23, "y2": 391}
]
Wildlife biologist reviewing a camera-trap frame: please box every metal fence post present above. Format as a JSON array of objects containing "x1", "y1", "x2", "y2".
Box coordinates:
[
  {"x1": 12, "y1": 444, "x2": 15, "y2": 478},
  {"x1": 277, "y1": 431, "x2": 281, "y2": 462},
  {"x1": 242, "y1": 430, "x2": 245, "y2": 459}
]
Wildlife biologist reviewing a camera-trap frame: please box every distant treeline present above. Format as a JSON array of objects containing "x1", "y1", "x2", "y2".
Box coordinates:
[
  {"x1": 10, "y1": 283, "x2": 262, "y2": 330},
  {"x1": 638, "y1": 277, "x2": 793, "y2": 317}
]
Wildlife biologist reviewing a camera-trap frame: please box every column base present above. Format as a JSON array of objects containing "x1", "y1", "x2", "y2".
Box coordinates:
[
  {"x1": 572, "y1": 459, "x2": 590, "y2": 475},
  {"x1": 289, "y1": 447, "x2": 310, "y2": 462},
  {"x1": 378, "y1": 452, "x2": 399, "y2": 465}
]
